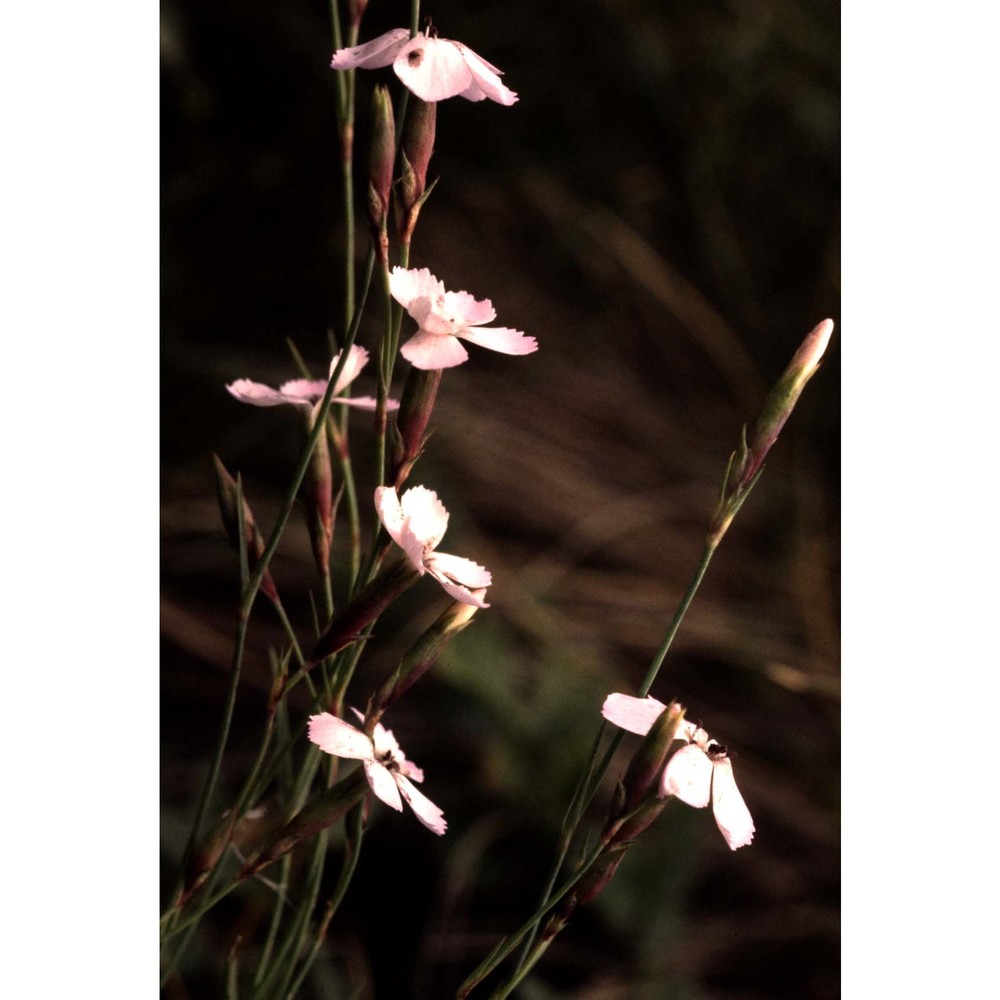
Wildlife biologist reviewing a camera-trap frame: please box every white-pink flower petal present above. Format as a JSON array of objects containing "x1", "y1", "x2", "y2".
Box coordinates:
[
  {"x1": 601, "y1": 693, "x2": 667, "y2": 736},
  {"x1": 330, "y1": 28, "x2": 410, "y2": 70},
  {"x1": 226, "y1": 378, "x2": 314, "y2": 408},
  {"x1": 393, "y1": 35, "x2": 473, "y2": 103},
  {"x1": 456, "y1": 325, "x2": 539, "y2": 356},
  {"x1": 364, "y1": 759, "x2": 404, "y2": 812},
  {"x1": 709, "y1": 756, "x2": 755, "y2": 850},
  {"x1": 660, "y1": 743, "x2": 714, "y2": 808},
  {"x1": 307, "y1": 713, "x2": 375, "y2": 759},
  {"x1": 400, "y1": 485, "x2": 450, "y2": 552},
  {"x1": 395, "y1": 774, "x2": 447, "y2": 835},
  {"x1": 400, "y1": 330, "x2": 471, "y2": 370},
  {"x1": 454, "y1": 43, "x2": 518, "y2": 105}
]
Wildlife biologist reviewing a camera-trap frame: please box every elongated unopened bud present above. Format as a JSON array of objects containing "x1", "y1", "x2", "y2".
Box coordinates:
[
  {"x1": 347, "y1": 0, "x2": 368, "y2": 29},
  {"x1": 241, "y1": 768, "x2": 368, "y2": 878},
  {"x1": 212, "y1": 454, "x2": 279, "y2": 603},
  {"x1": 372, "y1": 597, "x2": 482, "y2": 717},
  {"x1": 396, "y1": 98, "x2": 437, "y2": 246},
  {"x1": 621, "y1": 701, "x2": 686, "y2": 810},
  {"x1": 310, "y1": 556, "x2": 420, "y2": 661},
  {"x1": 303, "y1": 411, "x2": 335, "y2": 579},
  {"x1": 708, "y1": 319, "x2": 833, "y2": 546},
  {"x1": 737, "y1": 318, "x2": 833, "y2": 487},
  {"x1": 368, "y1": 84, "x2": 395, "y2": 266},
  {"x1": 391, "y1": 367, "x2": 442, "y2": 486}
]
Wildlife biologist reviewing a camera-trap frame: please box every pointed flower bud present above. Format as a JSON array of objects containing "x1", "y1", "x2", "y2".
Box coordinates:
[
  {"x1": 310, "y1": 555, "x2": 421, "y2": 661},
  {"x1": 391, "y1": 367, "x2": 442, "y2": 486},
  {"x1": 620, "y1": 700, "x2": 687, "y2": 810},
  {"x1": 212, "y1": 454, "x2": 279, "y2": 604},
  {"x1": 373, "y1": 595, "x2": 483, "y2": 716},
  {"x1": 397, "y1": 97, "x2": 436, "y2": 246},
  {"x1": 241, "y1": 768, "x2": 369, "y2": 878},
  {"x1": 303, "y1": 410, "x2": 335, "y2": 579},
  {"x1": 708, "y1": 319, "x2": 833, "y2": 546},
  {"x1": 347, "y1": 0, "x2": 368, "y2": 30},
  {"x1": 367, "y1": 84, "x2": 396, "y2": 266}
]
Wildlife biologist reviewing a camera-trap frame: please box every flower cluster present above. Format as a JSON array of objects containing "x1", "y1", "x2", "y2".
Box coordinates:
[
  {"x1": 331, "y1": 28, "x2": 518, "y2": 105},
  {"x1": 308, "y1": 710, "x2": 446, "y2": 835},
  {"x1": 602, "y1": 693, "x2": 755, "y2": 850}
]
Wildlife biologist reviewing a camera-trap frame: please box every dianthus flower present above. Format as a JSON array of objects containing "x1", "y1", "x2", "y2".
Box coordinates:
[
  {"x1": 602, "y1": 693, "x2": 755, "y2": 850},
  {"x1": 226, "y1": 345, "x2": 394, "y2": 411},
  {"x1": 375, "y1": 485, "x2": 491, "y2": 607},
  {"x1": 389, "y1": 267, "x2": 537, "y2": 370},
  {"x1": 308, "y1": 710, "x2": 446, "y2": 835},
  {"x1": 331, "y1": 28, "x2": 518, "y2": 105}
]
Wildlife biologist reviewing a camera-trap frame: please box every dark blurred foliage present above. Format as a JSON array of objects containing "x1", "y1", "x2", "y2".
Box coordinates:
[{"x1": 162, "y1": 0, "x2": 839, "y2": 997}]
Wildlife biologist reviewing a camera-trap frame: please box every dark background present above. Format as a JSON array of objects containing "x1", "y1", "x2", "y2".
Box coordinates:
[{"x1": 162, "y1": 0, "x2": 839, "y2": 996}]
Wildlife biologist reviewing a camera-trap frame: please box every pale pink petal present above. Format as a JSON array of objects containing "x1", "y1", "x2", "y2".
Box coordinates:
[
  {"x1": 307, "y1": 713, "x2": 375, "y2": 760},
  {"x1": 393, "y1": 36, "x2": 472, "y2": 102},
  {"x1": 400, "y1": 486, "x2": 450, "y2": 551},
  {"x1": 600, "y1": 693, "x2": 667, "y2": 736},
  {"x1": 277, "y1": 378, "x2": 328, "y2": 402},
  {"x1": 331, "y1": 28, "x2": 410, "y2": 70},
  {"x1": 710, "y1": 757, "x2": 755, "y2": 850},
  {"x1": 432, "y1": 575, "x2": 491, "y2": 607},
  {"x1": 395, "y1": 773, "x2": 447, "y2": 835},
  {"x1": 455, "y1": 43, "x2": 519, "y2": 106},
  {"x1": 374, "y1": 485, "x2": 408, "y2": 552},
  {"x1": 334, "y1": 395, "x2": 380, "y2": 411},
  {"x1": 441, "y1": 290, "x2": 496, "y2": 327},
  {"x1": 660, "y1": 744, "x2": 713, "y2": 808},
  {"x1": 328, "y1": 345, "x2": 370, "y2": 393},
  {"x1": 370, "y1": 720, "x2": 402, "y2": 759},
  {"x1": 397, "y1": 758, "x2": 424, "y2": 783},
  {"x1": 389, "y1": 266, "x2": 444, "y2": 312},
  {"x1": 227, "y1": 379, "x2": 308, "y2": 408},
  {"x1": 400, "y1": 330, "x2": 470, "y2": 370},
  {"x1": 364, "y1": 760, "x2": 404, "y2": 811},
  {"x1": 425, "y1": 551, "x2": 492, "y2": 589},
  {"x1": 457, "y1": 325, "x2": 538, "y2": 356}
]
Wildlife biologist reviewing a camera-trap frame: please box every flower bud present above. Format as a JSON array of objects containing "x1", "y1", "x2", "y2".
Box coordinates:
[
  {"x1": 303, "y1": 412, "x2": 336, "y2": 579},
  {"x1": 372, "y1": 596, "x2": 482, "y2": 717},
  {"x1": 737, "y1": 318, "x2": 833, "y2": 487},
  {"x1": 367, "y1": 84, "x2": 396, "y2": 266},
  {"x1": 310, "y1": 556, "x2": 420, "y2": 661},
  {"x1": 391, "y1": 367, "x2": 442, "y2": 486},
  {"x1": 621, "y1": 701, "x2": 687, "y2": 810},
  {"x1": 212, "y1": 454, "x2": 279, "y2": 604},
  {"x1": 396, "y1": 98, "x2": 437, "y2": 246},
  {"x1": 240, "y1": 768, "x2": 368, "y2": 878},
  {"x1": 708, "y1": 319, "x2": 833, "y2": 546},
  {"x1": 347, "y1": 0, "x2": 368, "y2": 29}
]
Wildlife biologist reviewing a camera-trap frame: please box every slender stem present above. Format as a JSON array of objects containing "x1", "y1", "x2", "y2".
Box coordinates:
[
  {"x1": 284, "y1": 802, "x2": 367, "y2": 996},
  {"x1": 253, "y1": 854, "x2": 292, "y2": 987},
  {"x1": 508, "y1": 540, "x2": 719, "y2": 978},
  {"x1": 455, "y1": 836, "x2": 609, "y2": 998}
]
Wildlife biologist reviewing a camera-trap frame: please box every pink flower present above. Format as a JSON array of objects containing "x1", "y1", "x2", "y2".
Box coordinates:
[
  {"x1": 602, "y1": 693, "x2": 755, "y2": 851},
  {"x1": 308, "y1": 710, "x2": 446, "y2": 835},
  {"x1": 226, "y1": 345, "x2": 396, "y2": 412},
  {"x1": 389, "y1": 267, "x2": 538, "y2": 370},
  {"x1": 331, "y1": 28, "x2": 518, "y2": 106},
  {"x1": 374, "y1": 485, "x2": 491, "y2": 607}
]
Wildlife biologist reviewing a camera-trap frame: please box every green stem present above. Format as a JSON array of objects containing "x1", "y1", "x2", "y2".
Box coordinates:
[
  {"x1": 509, "y1": 540, "x2": 718, "y2": 977},
  {"x1": 285, "y1": 803, "x2": 367, "y2": 996}
]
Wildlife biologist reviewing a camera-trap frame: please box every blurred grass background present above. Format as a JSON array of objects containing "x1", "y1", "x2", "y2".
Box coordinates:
[{"x1": 161, "y1": 0, "x2": 839, "y2": 996}]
